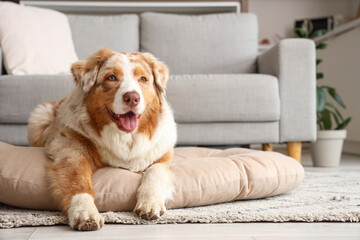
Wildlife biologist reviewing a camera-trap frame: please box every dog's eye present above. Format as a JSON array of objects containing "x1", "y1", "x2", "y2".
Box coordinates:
[
  {"x1": 140, "y1": 76, "x2": 147, "y2": 82},
  {"x1": 107, "y1": 75, "x2": 117, "y2": 81}
]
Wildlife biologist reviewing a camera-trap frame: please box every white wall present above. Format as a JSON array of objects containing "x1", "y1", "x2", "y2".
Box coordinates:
[
  {"x1": 250, "y1": 0, "x2": 360, "y2": 154},
  {"x1": 250, "y1": 0, "x2": 359, "y2": 43}
]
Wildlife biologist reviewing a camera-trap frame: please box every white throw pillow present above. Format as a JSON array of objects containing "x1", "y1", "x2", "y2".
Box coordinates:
[{"x1": 0, "y1": 2, "x2": 78, "y2": 75}]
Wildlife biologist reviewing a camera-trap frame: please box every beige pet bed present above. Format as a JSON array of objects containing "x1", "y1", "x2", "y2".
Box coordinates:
[{"x1": 0, "y1": 142, "x2": 304, "y2": 211}]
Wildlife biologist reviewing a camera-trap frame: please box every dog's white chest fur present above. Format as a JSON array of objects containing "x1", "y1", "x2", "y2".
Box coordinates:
[{"x1": 96, "y1": 102, "x2": 176, "y2": 172}]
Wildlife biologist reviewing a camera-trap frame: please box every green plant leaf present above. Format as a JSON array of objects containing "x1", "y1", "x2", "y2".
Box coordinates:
[
  {"x1": 294, "y1": 29, "x2": 300, "y2": 38},
  {"x1": 324, "y1": 103, "x2": 351, "y2": 129},
  {"x1": 327, "y1": 88, "x2": 346, "y2": 108},
  {"x1": 316, "y1": 43, "x2": 327, "y2": 49},
  {"x1": 327, "y1": 108, "x2": 340, "y2": 126},
  {"x1": 317, "y1": 87, "x2": 326, "y2": 113},
  {"x1": 335, "y1": 117, "x2": 352, "y2": 130},
  {"x1": 310, "y1": 29, "x2": 328, "y2": 38},
  {"x1": 317, "y1": 72, "x2": 324, "y2": 79},
  {"x1": 322, "y1": 109, "x2": 332, "y2": 130},
  {"x1": 316, "y1": 59, "x2": 323, "y2": 65},
  {"x1": 325, "y1": 102, "x2": 345, "y2": 121},
  {"x1": 294, "y1": 28, "x2": 307, "y2": 38}
]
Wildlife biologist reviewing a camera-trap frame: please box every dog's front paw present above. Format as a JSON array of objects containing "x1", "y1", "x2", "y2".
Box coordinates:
[
  {"x1": 134, "y1": 195, "x2": 166, "y2": 220},
  {"x1": 69, "y1": 208, "x2": 104, "y2": 231},
  {"x1": 67, "y1": 193, "x2": 104, "y2": 231}
]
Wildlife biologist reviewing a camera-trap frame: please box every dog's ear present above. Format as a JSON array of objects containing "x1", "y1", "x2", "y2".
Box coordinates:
[
  {"x1": 71, "y1": 48, "x2": 114, "y2": 92},
  {"x1": 152, "y1": 60, "x2": 169, "y2": 95},
  {"x1": 135, "y1": 52, "x2": 169, "y2": 95}
]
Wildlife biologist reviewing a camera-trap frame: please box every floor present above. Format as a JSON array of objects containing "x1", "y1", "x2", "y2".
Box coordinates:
[{"x1": 1, "y1": 150, "x2": 360, "y2": 240}]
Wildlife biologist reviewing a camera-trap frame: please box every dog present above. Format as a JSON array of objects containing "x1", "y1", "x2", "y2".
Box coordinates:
[{"x1": 28, "y1": 48, "x2": 177, "y2": 231}]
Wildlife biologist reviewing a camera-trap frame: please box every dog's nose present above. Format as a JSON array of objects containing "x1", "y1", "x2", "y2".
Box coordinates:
[{"x1": 123, "y1": 91, "x2": 140, "y2": 107}]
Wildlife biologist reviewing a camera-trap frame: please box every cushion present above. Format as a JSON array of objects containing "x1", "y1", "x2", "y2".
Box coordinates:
[
  {"x1": 176, "y1": 122, "x2": 279, "y2": 145},
  {"x1": 0, "y1": 74, "x2": 279, "y2": 124},
  {"x1": 0, "y1": 142, "x2": 304, "y2": 211},
  {"x1": 0, "y1": 2, "x2": 78, "y2": 75},
  {"x1": 67, "y1": 14, "x2": 140, "y2": 60},
  {"x1": 167, "y1": 74, "x2": 280, "y2": 123},
  {"x1": 140, "y1": 12, "x2": 258, "y2": 74},
  {"x1": 0, "y1": 125, "x2": 29, "y2": 146},
  {"x1": 0, "y1": 75, "x2": 74, "y2": 124}
]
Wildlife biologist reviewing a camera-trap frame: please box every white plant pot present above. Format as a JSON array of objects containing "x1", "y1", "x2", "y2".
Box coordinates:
[{"x1": 310, "y1": 130, "x2": 347, "y2": 167}]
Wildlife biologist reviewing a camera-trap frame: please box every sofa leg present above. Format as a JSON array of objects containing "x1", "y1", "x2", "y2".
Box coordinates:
[
  {"x1": 262, "y1": 143, "x2": 273, "y2": 151},
  {"x1": 287, "y1": 142, "x2": 302, "y2": 162}
]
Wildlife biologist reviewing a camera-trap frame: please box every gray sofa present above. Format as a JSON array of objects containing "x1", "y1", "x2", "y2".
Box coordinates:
[{"x1": 0, "y1": 12, "x2": 316, "y2": 160}]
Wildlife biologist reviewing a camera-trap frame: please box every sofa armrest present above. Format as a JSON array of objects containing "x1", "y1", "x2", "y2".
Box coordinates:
[{"x1": 258, "y1": 39, "x2": 316, "y2": 142}]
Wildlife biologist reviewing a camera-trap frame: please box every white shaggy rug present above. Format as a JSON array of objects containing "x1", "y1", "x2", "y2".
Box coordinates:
[{"x1": 1, "y1": 166, "x2": 359, "y2": 228}]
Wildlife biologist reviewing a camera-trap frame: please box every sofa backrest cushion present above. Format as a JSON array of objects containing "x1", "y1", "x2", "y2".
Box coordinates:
[
  {"x1": 0, "y1": 2, "x2": 78, "y2": 75},
  {"x1": 67, "y1": 14, "x2": 140, "y2": 60},
  {"x1": 140, "y1": 12, "x2": 258, "y2": 74}
]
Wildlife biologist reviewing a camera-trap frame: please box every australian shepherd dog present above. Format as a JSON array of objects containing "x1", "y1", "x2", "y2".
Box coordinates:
[{"x1": 28, "y1": 48, "x2": 177, "y2": 231}]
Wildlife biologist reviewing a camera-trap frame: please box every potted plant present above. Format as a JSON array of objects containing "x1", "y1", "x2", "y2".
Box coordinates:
[{"x1": 294, "y1": 22, "x2": 351, "y2": 167}]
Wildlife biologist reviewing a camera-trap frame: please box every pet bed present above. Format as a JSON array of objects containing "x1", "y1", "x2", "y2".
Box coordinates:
[{"x1": 0, "y1": 142, "x2": 304, "y2": 211}]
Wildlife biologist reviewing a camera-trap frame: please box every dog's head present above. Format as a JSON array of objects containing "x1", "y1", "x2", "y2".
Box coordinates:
[{"x1": 71, "y1": 48, "x2": 169, "y2": 135}]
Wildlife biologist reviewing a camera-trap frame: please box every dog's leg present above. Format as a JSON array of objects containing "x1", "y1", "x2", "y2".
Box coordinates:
[
  {"x1": 48, "y1": 154, "x2": 104, "y2": 231},
  {"x1": 134, "y1": 150, "x2": 174, "y2": 220}
]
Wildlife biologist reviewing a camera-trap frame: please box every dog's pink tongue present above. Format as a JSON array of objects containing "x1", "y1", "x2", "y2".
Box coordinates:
[{"x1": 119, "y1": 112, "x2": 139, "y2": 132}]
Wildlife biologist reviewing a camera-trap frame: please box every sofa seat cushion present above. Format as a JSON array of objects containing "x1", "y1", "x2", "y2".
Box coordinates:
[
  {"x1": 167, "y1": 74, "x2": 280, "y2": 123},
  {"x1": 67, "y1": 14, "x2": 140, "y2": 60},
  {"x1": 140, "y1": 12, "x2": 258, "y2": 74},
  {"x1": 0, "y1": 74, "x2": 280, "y2": 124},
  {"x1": 176, "y1": 122, "x2": 279, "y2": 145},
  {"x1": 0, "y1": 75, "x2": 74, "y2": 124},
  {"x1": 0, "y1": 142, "x2": 304, "y2": 211}
]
